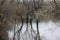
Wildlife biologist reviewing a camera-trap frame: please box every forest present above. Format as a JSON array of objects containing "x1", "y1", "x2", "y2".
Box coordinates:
[{"x1": 0, "y1": 0, "x2": 60, "y2": 40}]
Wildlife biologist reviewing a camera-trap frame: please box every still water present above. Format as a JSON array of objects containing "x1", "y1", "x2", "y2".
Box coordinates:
[{"x1": 7, "y1": 21, "x2": 60, "y2": 40}]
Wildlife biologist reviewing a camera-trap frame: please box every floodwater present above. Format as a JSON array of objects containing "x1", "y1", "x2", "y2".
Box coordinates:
[{"x1": 7, "y1": 21, "x2": 60, "y2": 40}]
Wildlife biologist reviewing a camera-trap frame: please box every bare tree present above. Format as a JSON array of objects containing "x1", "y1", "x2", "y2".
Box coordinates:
[{"x1": 35, "y1": 20, "x2": 41, "y2": 40}]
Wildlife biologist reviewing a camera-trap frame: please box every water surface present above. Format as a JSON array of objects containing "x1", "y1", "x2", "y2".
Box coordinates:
[{"x1": 8, "y1": 21, "x2": 60, "y2": 40}]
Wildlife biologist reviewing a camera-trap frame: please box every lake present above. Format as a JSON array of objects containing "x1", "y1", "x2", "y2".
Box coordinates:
[{"x1": 7, "y1": 21, "x2": 60, "y2": 40}]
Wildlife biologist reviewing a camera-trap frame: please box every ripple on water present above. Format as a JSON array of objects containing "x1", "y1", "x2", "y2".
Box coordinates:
[{"x1": 7, "y1": 21, "x2": 60, "y2": 40}]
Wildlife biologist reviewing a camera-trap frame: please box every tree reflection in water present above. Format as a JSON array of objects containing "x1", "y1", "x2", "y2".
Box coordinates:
[{"x1": 8, "y1": 21, "x2": 60, "y2": 40}]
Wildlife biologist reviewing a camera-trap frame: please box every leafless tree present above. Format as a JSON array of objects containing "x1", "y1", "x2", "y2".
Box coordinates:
[{"x1": 35, "y1": 20, "x2": 41, "y2": 40}]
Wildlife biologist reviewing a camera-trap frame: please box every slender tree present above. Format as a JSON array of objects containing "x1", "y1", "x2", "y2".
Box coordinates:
[{"x1": 35, "y1": 20, "x2": 41, "y2": 40}]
